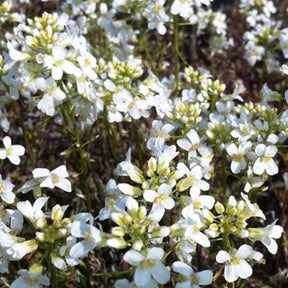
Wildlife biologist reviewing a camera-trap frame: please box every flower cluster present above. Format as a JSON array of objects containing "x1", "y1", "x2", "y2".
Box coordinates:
[{"x1": 0, "y1": 0, "x2": 287, "y2": 287}]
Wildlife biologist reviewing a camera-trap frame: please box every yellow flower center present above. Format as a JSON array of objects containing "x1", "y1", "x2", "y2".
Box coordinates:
[
  {"x1": 47, "y1": 86, "x2": 56, "y2": 95},
  {"x1": 153, "y1": 5, "x2": 161, "y2": 13},
  {"x1": 230, "y1": 257, "x2": 241, "y2": 265},
  {"x1": 155, "y1": 194, "x2": 166, "y2": 203},
  {"x1": 261, "y1": 156, "x2": 270, "y2": 163},
  {"x1": 191, "y1": 273, "x2": 199, "y2": 285},
  {"x1": 193, "y1": 200, "x2": 202, "y2": 210},
  {"x1": 234, "y1": 154, "x2": 243, "y2": 162},
  {"x1": 190, "y1": 144, "x2": 200, "y2": 151},
  {"x1": 128, "y1": 102, "x2": 135, "y2": 109},
  {"x1": 84, "y1": 58, "x2": 91, "y2": 67},
  {"x1": 85, "y1": 231, "x2": 92, "y2": 243},
  {"x1": 54, "y1": 60, "x2": 63, "y2": 67},
  {"x1": 242, "y1": 128, "x2": 250, "y2": 136},
  {"x1": 0, "y1": 182, "x2": 3, "y2": 195},
  {"x1": 24, "y1": 277, "x2": 38, "y2": 286},
  {"x1": 6, "y1": 147, "x2": 13, "y2": 156},
  {"x1": 106, "y1": 198, "x2": 116, "y2": 206},
  {"x1": 51, "y1": 173, "x2": 59, "y2": 184},
  {"x1": 193, "y1": 226, "x2": 200, "y2": 233},
  {"x1": 156, "y1": 131, "x2": 165, "y2": 137},
  {"x1": 140, "y1": 259, "x2": 156, "y2": 269}
]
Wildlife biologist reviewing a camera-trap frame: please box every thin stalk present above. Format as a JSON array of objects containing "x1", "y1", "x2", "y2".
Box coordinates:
[
  {"x1": 103, "y1": 110, "x2": 117, "y2": 164},
  {"x1": 221, "y1": 150, "x2": 228, "y2": 201},
  {"x1": 173, "y1": 15, "x2": 180, "y2": 92},
  {"x1": 14, "y1": 103, "x2": 35, "y2": 168},
  {"x1": 65, "y1": 100, "x2": 92, "y2": 213},
  {"x1": 47, "y1": 251, "x2": 57, "y2": 288},
  {"x1": 132, "y1": 119, "x2": 143, "y2": 167},
  {"x1": 93, "y1": 270, "x2": 132, "y2": 277},
  {"x1": 280, "y1": 188, "x2": 288, "y2": 226}
]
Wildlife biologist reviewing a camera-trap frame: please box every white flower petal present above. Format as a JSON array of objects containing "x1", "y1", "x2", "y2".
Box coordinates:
[
  {"x1": 55, "y1": 178, "x2": 72, "y2": 192},
  {"x1": 123, "y1": 250, "x2": 144, "y2": 266},
  {"x1": 224, "y1": 264, "x2": 238, "y2": 283},
  {"x1": 216, "y1": 250, "x2": 232, "y2": 263},
  {"x1": 237, "y1": 260, "x2": 252, "y2": 279},
  {"x1": 151, "y1": 261, "x2": 170, "y2": 284},
  {"x1": 33, "y1": 168, "x2": 51, "y2": 179}
]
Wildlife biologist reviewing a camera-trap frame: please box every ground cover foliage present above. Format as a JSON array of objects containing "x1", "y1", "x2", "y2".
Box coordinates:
[{"x1": 0, "y1": 0, "x2": 288, "y2": 287}]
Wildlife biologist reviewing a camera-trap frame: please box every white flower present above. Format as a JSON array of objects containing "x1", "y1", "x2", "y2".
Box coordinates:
[
  {"x1": 245, "y1": 41, "x2": 265, "y2": 66},
  {"x1": 146, "y1": 0, "x2": 170, "y2": 35},
  {"x1": 0, "y1": 136, "x2": 25, "y2": 165},
  {"x1": 181, "y1": 189, "x2": 215, "y2": 219},
  {"x1": 144, "y1": 183, "x2": 175, "y2": 222},
  {"x1": 148, "y1": 120, "x2": 174, "y2": 148},
  {"x1": 115, "y1": 148, "x2": 145, "y2": 184},
  {"x1": 113, "y1": 88, "x2": 149, "y2": 120},
  {"x1": 216, "y1": 244, "x2": 263, "y2": 283},
  {"x1": 17, "y1": 197, "x2": 49, "y2": 228},
  {"x1": 240, "y1": 192, "x2": 266, "y2": 220},
  {"x1": 44, "y1": 46, "x2": 80, "y2": 80},
  {"x1": 123, "y1": 247, "x2": 170, "y2": 286},
  {"x1": 97, "y1": 179, "x2": 127, "y2": 221},
  {"x1": 115, "y1": 278, "x2": 158, "y2": 288},
  {"x1": 0, "y1": 206, "x2": 23, "y2": 232},
  {"x1": 176, "y1": 163, "x2": 210, "y2": 196},
  {"x1": 281, "y1": 64, "x2": 288, "y2": 75},
  {"x1": 70, "y1": 221, "x2": 103, "y2": 260},
  {"x1": 177, "y1": 129, "x2": 201, "y2": 158},
  {"x1": 171, "y1": 0, "x2": 193, "y2": 18},
  {"x1": 248, "y1": 220, "x2": 284, "y2": 254},
  {"x1": 144, "y1": 183, "x2": 175, "y2": 210},
  {"x1": 10, "y1": 268, "x2": 50, "y2": 288},
  {"x1": 182, "y1": 214, "x2": 210, "y2": 247},
  {"x1": 77, "y1": 52, "x2": 97, "y2": 80},
  {"x1": 226, "y1": 142, "x2": 252, "y2": 174},
  {"x1": 7, "y1": 239, "x2": 38, "y2": 261},
  {"x1": 253, "y1": 144, "x2": 278, "y2": 176},
  {"x1": 0, "y1": 174, "x2": 15, "y2": 204},
  {"x1": 36, "y1": 77, "x2": 66, "y2": 116},
  {"x1": 244, "y1": 167, "x2": 264, "y2": 193},
  {"x1": 173, "y1": 261, "x2": 213, "y2": 288},
  {"x1": 149, "y1": 144, "x2": 179, "y2": 175},
  {"x1": 32, "y1": 165, "x2": 72, "y2": 192}
]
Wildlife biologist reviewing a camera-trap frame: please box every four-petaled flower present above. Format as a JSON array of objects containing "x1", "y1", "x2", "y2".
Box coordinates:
[
  {"x1": 216, "y1": 244, "x2": 263, "y2": 283},
  {"x1": 253, "y1": 144, "x2": 278, "y2": 176},
  {"x1": 32, "y1": 165, "x2": 72, "y2": 192},
  {"x1": 123, "y1": 247, "x2": 170, "y2": 286},
  {"x1": 173, "y1": 261, "x2": 213, "y2": 288},
  {"x1": 0, "y1": 136, "x2": 25, "y2": 165}
]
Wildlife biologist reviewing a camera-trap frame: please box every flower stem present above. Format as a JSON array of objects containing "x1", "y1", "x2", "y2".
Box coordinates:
[
  {"x1": 47, "y1": 250, "x2": 57, "y2": 288},
  {"x1": 14, "y1": 103, "x2": 35, "y2": 168},
  {"x1": 221, "y1": 150, "x2": 228, "y2": 202},
  {"x1": 62, "y1": 100, "x2": 92, "y2": 213},
  {"x1": 132, "y1": 118, "x2": 143, "y2": 167},
  {"x1": 173, "y1": 15, "x2": 180, "y2": 92}
]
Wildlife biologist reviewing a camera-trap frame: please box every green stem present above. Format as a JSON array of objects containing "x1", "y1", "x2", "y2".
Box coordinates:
[
  {"x1": 93, "y1": 270, "x2": 132, "y2": 277},
  {"x1": 221, "y1": 150, "x2": 228, "y2": 202},
  {"x1": 47, "y1": 251, "x2": 57, "y2": 288},
  {"x1": 63, "y1": 100, "x2": 92, "y2": 213},
  {"x1": 173, "y1": 15, "x2": 179, "y2": 92},
  {"x1": 132, "y1": 119, "x2": 143, "y2": 167},
  {"x1": 103, "y1": 110, "x2": 118, "y2": 165},
  {"x1": 280, "y1": 187, "x2": 288, "y2": 225},
  {"x1": 14, "y1": 103, "x2": 35, "y2": 168}
]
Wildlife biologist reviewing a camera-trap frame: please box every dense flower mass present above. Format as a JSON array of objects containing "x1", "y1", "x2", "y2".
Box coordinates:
[{"x1": 0, "y1": 0, "x2": 287, "y2": 287}]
